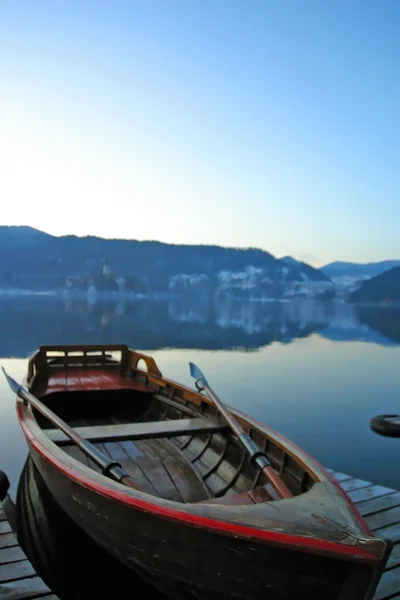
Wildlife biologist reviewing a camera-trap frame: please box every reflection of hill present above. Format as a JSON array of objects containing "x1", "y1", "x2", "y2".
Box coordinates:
[
  {"x1": 0, "y1": 297, "x2": 398, "y2": 359},
  {"x1": 355, "y1": 306, "x2": 400, "y2": 344},
  {"x1": 317, "y1": 302, "x2": 399, "y2": 345}
]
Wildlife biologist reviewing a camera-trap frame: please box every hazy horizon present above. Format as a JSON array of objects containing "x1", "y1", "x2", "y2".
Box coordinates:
[{"x1": 1, "y1": 0, "x2": 398, "y2": 267}]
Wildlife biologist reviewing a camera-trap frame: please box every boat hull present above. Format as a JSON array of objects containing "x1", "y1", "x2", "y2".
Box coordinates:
[{"x1": 29, "y1": 444, "x2": 388, "y2": 600}]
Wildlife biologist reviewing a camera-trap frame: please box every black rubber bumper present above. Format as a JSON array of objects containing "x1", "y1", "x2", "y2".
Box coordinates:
[
  {"x1": 0, "y1": 470, "x2": 10, "y2": 501},
  {"x1": 370, "y1": 414, "x2": 400, "y2": 438}
]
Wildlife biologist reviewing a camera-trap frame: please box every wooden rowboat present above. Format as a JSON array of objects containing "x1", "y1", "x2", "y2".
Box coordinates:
[{"x1": 4, "y1": 344, "x2": 393, "y2": 599}]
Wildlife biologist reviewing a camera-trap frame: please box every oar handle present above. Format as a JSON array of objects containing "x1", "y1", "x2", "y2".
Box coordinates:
[
  {"x1": 239, "y1": 435, "x2": 292, "y2": 499},
  {"x1": 194, "y1": 370, "x2": 292, "y2": 500}
]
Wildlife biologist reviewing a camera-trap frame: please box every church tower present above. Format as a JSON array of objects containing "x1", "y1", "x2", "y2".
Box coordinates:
[{"x1": 102, "y1": 259, "x2": 111, "y2": 278}]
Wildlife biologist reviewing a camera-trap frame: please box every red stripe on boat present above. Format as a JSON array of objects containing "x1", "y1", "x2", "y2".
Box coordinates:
[
  {"x1": 17, "y1": 404, "x2": 379, "y2": 565},
  {"x1": 232, "y1": 409, "x2": 374, "y2": 537}
]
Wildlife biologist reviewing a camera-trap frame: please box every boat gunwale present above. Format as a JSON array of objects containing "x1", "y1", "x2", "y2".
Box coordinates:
[
  {"x1": 25, "y1": 348, "x2": 361, "y2": 488},
  {"x1": 24, "y1": 345, "x2": 371, "y2": 509},
  {"x1": 15, "y1": 384, "x2": 384, "y2": 565}
]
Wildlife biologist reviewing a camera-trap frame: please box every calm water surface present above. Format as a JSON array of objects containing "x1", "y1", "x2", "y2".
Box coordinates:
[{"x1": 1, "y1": 295, "x2": 400, "y2": 499}]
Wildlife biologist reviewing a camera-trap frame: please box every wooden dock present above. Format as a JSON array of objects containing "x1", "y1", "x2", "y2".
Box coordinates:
[
  {"x1": 0, "y1": 505, "x2": 59, "y2": 600},
  {"x1": 327, "y1": 468, "x2": 400, "y2": 599},
  {"x1": 1, "y1": 468, "x2": 400, "y2": 599}
]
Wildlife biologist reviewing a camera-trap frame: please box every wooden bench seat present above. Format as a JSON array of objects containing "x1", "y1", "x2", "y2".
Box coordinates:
[{"x1": 45, "y1": 418, "x2": 228, "y2": 446}]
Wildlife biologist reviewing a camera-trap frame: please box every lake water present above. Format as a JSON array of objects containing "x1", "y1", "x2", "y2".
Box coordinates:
[{"x1": 1, "y1": 294, "x2": 400, "y2": 500}]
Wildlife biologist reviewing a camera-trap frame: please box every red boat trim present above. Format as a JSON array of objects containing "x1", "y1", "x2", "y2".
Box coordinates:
[
  {"x1": 233, "y1": 410, "x2": 374, "y2": 537},
  {"x1": 30, "y1": 365, "x2": 374, "y2": 538},
  {"x1": 323, "y1": 473, "x2": 374, "y2": 537},
  {"x1": 18, "y1": 407, "x2": 379, "y2": 565}
]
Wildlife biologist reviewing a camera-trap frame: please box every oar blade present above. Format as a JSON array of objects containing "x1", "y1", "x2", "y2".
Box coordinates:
[
  {"x1": 189, "y1": 362, "x2": 208, "y2": 390},
  {"x1": 1, "y1": 367, "x2": 21, "y2": 395},
  {"x1": 189, "y1": 362, "x2": 205, "y2": 382}
]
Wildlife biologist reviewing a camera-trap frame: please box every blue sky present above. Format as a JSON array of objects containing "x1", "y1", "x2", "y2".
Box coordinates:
[{"x1": 0, "y1": 0, "x2": 398, "y2": 267}]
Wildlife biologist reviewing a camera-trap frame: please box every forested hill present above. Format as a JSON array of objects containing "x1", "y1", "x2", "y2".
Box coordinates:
[
  {"x1": 351, "y1": 266, "x2": 400, "y2": 303},
  {"x1": 0, "y1": 226, "x2": 329, "y2": 293}
]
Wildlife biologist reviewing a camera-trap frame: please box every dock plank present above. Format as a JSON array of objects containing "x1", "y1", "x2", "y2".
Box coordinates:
[
  {"x1": 333, "y1": 473, "x2": 353, "y2": 483},
  {"x1": 370, "y1": 522, "x2": 400, "y2": 544},
  {"x1": 368, "y1": 505, "x2": 400, "y2": 531},
  {"x1": 0, "y1": 575, "x2": 52, "y2": 599},
  {"x1": 347, "y1": 484, "x2": 396, "y2": 504},
  {"x1": 0, "y1": 545, "x2": 27, "y2": 564},
  {"x1": 328, "y1": 470, "x2": 400, "y2": 598},
  {"x1": 339, "y1": 478, "x2": 372, "y2": 493},
  {"x1": 0, "y1": 520, "x2": 12, "y2": 535},
  {"x1": 356, "y1": 492, "x2": 400, "y2": 517},
  {"x1": 374, "y1": 566, "x2": 400, "y2": 600},
  {"x1": 0, "y1": 502, "x2": 60, "y2": 599},
  {"x1": 0, "y1": 558, "x2": 36, "y2": 582},
  {"x1": 0, "y1": 532, "x2": 18, "y2": 549},
  {"x1": 385, "y1": 543, "x2": 400, "y2": 570}
]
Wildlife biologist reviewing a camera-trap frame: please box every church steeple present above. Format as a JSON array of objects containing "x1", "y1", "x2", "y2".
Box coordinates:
[{"x1": 102, "y1": 259, "x2": 111, "y2": 277}]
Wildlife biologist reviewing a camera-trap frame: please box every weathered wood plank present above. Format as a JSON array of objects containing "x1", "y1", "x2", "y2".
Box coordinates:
[
  {"x1": 0, "y1": 533, "x2": 18, "y2": 549},
  {"x1": 374, "y1": 565, "x2": 400, "y2": 600},
  {"x1": 0, "y1": 521, "x2": 12, "y2": 535},
  {"x1": 138, "y1": 459, "x2": 183, "y2": 502},
  {"x1": 330, "y1": 469, "x2": 400, "y2": 596},
  {"x1": 118, "y1": 458, "x2": 160, "y2": 495},
  {"x1": 357, "y1": 492, "x2": 400, "y2": 516},
  {"x1": 347, "y1": 484, "x2": 396, "y2": 504},
  {"x1": 46, "y1": 417, "x2": 227, "y2": 445},
  {"x1": 368, "y1": 505, "x2": 400, "y2": 532},
  {"x1": 0, "y1": 545, "x2": 26, "y2": 564},
  {"x1": 372, "y1": 522, "x2": 400, "y2": 544},
  {"x1": 0, "y1": 558, "x2": 36, "y2": 582},
  {"x1": 0, "y1": 575, "x2": 52, "y2": 599},
  {"x1": 0, "y1": 508, "x2": 60, "y2": 598},
  {"x1": 339, "y1": 478, "x2": 372, "y2": 493},
  {"x1": 330, "y1": 472, "x2": 353, "y2": 483},
  {"x1": 385, "y1": 542, "x2": 400, "y2": 570},
  {"x1": 163, "y1": 456, "x2": 210, "y2": 502}
]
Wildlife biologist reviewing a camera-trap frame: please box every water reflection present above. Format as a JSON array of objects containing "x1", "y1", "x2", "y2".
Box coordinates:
[
  {"x1": 0, "y1": 296, "x2": 399, "y2": 358},
  {"x1": 1, "y1": 297, "x2": 400, "y2": 503}
]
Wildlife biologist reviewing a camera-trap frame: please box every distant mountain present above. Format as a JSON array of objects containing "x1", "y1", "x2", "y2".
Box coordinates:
[
  {"x1": 280, "y1": 256, "x2": 302, "y2": 266},
  {"x1": 321, "y1": 260, "x2": 400, "y2": 280},
  {"x1": 351, "y1": 266, "x2": 400, "y2": 303},
  {"x1": 0, "y1": 226, "x2": 329, "y2": 297},
  {"x1": 0, "y1": 226, "x2": 52, "y2": 246},
  {"x1": 281, "y1": 255, "x2": 327, "y2": 283}
]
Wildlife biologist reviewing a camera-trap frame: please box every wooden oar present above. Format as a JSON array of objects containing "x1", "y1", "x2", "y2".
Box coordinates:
[
  {"x1": 189, "y1": 362, "x2": 292, "y2": 499},
  {"x1": 2, "y1": 368, "x2": 142, "y2": 491}
]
